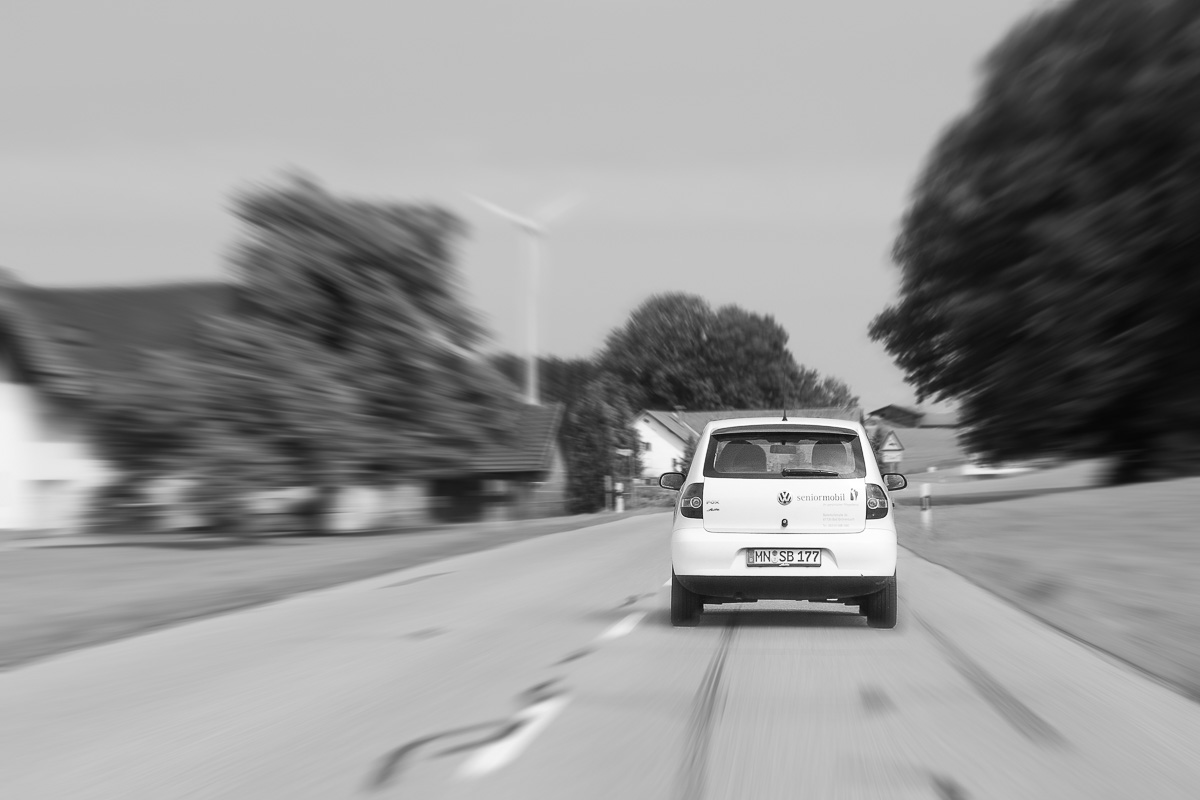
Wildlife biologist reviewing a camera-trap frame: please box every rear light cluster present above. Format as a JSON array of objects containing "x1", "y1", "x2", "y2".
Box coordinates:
[
  {"x1": 680, "y1": 483, "x2": 704, "y2": 519},
  {"x1": 865, "y1": 483, "x2": 890, "y2": 519}
]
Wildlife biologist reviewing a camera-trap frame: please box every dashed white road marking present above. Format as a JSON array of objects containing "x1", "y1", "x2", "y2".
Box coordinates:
[
  {"x1": 456, "y1": 601, "x2": 647, "y2": 778},
  {"x1": 599, "y1": 611, "x2": 646, "y2": 642},
  {"x1": 457, "y1": 607, "x2": 645, "y2": 777},
  {"x1": 457, "y1": 696, "x2": 571, "y2": 779}
]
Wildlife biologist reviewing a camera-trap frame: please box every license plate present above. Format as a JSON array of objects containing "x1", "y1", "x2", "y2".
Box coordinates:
[{"x1": 746, "y1": 548, "x2": 821, "y2": 567}]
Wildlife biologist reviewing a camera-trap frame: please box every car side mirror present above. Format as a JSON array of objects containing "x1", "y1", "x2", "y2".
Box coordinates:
[
  {"x1": 659, "y1": 472, "x2": 685, "y2": 491},
  {"x1": 883, "y1": 473, "x2": 907, "y2": 491}
]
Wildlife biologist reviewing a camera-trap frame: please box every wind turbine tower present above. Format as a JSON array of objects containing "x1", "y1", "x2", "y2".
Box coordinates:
[{"x1": 470, "y1": 192, "x2": 583, "y2": 406}]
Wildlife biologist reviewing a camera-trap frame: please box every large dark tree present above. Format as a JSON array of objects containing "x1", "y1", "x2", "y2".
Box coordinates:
[
  {"x1": 599, "y1": 292, "x2": 857, "y2": 412},
  {"x1": 91, "y1": 175, "x2": 524, "y2": 531},
  {"x1": 870, "y1": 0, "x2": 1200, "y2": 484},
  {"x1": 228, "y1": 175, "x2": 521, "y2": 478}
]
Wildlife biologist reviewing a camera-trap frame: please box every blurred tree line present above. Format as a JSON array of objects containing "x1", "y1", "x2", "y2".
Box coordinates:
[
  {"x1": 599, "y1": 293, "x2": 857, "y2": 411},
  {"x1": 90, "y1": 175, "x2": 858, "y2": 526},
  {"x1": 496, "y1": 292, "x2": 858, "y2": 512},
  {"x1": 872, "y1": 0, "x2": 1200, "y2": 484},
  {"x1": 92, "y1": 176, "x2": 520, "y2": 530}
]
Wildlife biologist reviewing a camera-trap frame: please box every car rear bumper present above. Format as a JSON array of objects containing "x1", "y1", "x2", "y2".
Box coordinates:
[
  {"x1": 671, "y1": 524, "x2": 897, "y2": 578},
  {"x1": 675, "y1": 574, "x2": 891, "y2": 601}
]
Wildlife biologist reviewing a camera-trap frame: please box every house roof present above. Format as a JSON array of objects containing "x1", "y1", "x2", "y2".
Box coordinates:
[
  {"x1": 640, "y1": 410, "x2": 700, "y2": 443},
  {"x1": 641, "y1": 407, "x2": 863, "y2": 443},
  {"x1": 10, "y1": 282, "x2": 233, "y2": 379},
  {"x1": 467, "y1": 403, "x2": 564, "y2": 475},
  {"x1": 867, "y1": 403, "x2": 960, "y2": 428},
  {"x1": 0, "y1": 275, "x2": 90, "y2": 399},
  {"x1": 916, "y1": 409, "x2": 960, "y2": 428},
  {"x1": 868, "y1": 404, "x2": 921, "y2": 420}
]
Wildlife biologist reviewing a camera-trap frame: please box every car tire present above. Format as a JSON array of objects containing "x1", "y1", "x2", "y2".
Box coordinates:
[
  {"x1": 866, "y1": 574, "x2": 897, "y2": 629},
  {"x1": 671, "y1": 570, "x2": 702, "y2": 627}
]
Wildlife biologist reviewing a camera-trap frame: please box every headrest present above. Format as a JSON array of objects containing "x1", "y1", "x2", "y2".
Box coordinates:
[
  {"x1": 811, "y1": 442, "x2": 851, "y2": 473},
  {"x1": 716, "y1": 441, "x2": 766, "y2": 472}
]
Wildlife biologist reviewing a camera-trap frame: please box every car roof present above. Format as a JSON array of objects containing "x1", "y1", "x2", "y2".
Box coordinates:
[{"x1": 703, "y1": 417, "x2": 866, "y2": 435}]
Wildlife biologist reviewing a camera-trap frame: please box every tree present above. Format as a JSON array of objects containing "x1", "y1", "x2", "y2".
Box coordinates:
[
  {"x1": 89, "y1": 313, "x2": 373, "y2": 531},
  {"x1": 491, "y1": 354, "x2": 640, "y2": 512},
  {"x1": 558, "y1": 375, "x2": 640, "y2": 513},
  {"x1": 679, "y1": 434, "x2": 699, "y2": 473},
  {"x1": 870, "y1": 0, "x2": 1200, "y2": 483},
  {"x1": 227, "y1": 175, "x2": 522, "y2": 480},
  {"x1": 91, "y1": 174, "x2": 525, "y2": 532},
  {"x1": 90, "y1": 355, "x2": 199, "y2": 477},
  {"x1": 185, "y1": 316, "x2": 366, "y2": 491},
  {"x1": 599, "y1": 293, "x2": 857, "y2": 412},
  {"x1": 490, "y1": 354, "x2": 600, "y2": 407}
]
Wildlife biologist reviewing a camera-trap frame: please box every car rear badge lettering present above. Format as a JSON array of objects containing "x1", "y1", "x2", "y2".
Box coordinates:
[{"x1": 777, "y1": 491, "x2": 792, "y2": 505}]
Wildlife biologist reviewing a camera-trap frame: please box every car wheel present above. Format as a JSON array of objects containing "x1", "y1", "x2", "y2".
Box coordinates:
[
  {"x1": 866, "y1": 574, "x2": 897, "y2": 629},
  {"x1": 671, "y1": 570, "x2": 702, "y2": 627}
]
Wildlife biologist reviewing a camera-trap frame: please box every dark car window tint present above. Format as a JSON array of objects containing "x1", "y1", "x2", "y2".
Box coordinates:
[{"x1": 703, "y1": 431, "x2": 867, "y2": 479}]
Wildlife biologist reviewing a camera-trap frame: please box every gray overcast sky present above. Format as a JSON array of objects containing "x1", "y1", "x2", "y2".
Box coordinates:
[{"x1": 2, "y1": 0, "x2": 1044, "y2": 409}]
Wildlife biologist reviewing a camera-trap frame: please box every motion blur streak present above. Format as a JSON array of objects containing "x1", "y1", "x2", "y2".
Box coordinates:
[
  {"x1": 3, "y1": 514, "x2": 1200, "y2": 798},
  {"x1": 676, "y1": 616, "x2": 737, "y2": 800}
]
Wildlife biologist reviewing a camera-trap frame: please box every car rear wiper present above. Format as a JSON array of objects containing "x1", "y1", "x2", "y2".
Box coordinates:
[{"x1": 781, "y1": 468, "x2": 840, "y2": 477}]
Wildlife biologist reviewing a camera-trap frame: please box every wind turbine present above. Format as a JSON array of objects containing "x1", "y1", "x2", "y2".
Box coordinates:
[{"x1": 469, "y1": 192, "x2": 583, "y2": 406}]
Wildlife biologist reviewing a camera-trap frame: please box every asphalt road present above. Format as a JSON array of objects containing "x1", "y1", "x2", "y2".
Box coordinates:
[{"x1": 2, "y1": 513, "x2": 1199, "y2": 799}]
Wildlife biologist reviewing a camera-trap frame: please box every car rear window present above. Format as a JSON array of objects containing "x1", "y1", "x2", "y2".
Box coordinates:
[{"x1": 702, "y1": 429, "x2": 867, "y2": 479}]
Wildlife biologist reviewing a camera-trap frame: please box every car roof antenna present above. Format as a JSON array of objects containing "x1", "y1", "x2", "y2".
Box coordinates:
[{"x1": 782, "y1": 408, "x2": 788, "y2": 421}]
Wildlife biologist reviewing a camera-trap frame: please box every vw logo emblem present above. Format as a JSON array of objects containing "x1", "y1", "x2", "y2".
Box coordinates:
[{"x1": 777, "y1": 491, "x2": 792, "y2": 505}]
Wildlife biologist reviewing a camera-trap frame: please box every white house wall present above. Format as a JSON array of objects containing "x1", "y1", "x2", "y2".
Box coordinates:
[
  {"x1": 634, "y1": 416, "x2": 691, "y2": 478},
  {"x1": 0, "y1": 374, "x2": 111, "y2": 534},
  {"x1": 0, "y1": 381, "x2": 32, "y2": 530},
  {"x1": 325, "y1": 481, "x2": 436, "y2": 532}
]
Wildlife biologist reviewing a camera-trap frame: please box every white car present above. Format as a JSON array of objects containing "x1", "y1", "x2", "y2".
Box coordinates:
[{"x1": 659, "y1": 416, "x2": 907, "y2": 628}]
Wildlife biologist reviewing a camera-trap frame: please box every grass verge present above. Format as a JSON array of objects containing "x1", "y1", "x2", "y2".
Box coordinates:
[
  {"x1": 897, "y1": 476, "x2": 1200, "y2": 701},
  {"x1": 0, "y1": 509, "x2": 662, "y2": 671}
]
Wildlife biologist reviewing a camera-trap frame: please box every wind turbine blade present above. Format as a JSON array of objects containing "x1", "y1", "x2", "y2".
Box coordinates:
[
  {"x1": 467, "y1": 194, "x2": 537, "y2": 228},
  {"x1": 534, "y1": 191, "x2": 584, "y2": 227}
]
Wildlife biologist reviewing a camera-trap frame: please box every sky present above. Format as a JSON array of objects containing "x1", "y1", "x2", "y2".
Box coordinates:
[{"x1": 1, "y1": 0, "x2": 1047, "y2": 410}]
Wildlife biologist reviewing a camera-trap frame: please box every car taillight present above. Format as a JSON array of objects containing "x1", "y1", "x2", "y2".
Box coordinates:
[
  {"x1": 680, "y1": 483, "x2": 704, "y2": 519},
  {"x1": 865, "y1": 483, "x2": 889, "y2": 519}
]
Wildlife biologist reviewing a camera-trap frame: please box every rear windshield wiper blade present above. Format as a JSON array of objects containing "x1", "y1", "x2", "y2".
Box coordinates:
[{"x1": 781, "y1": 468, "x2": 840, "y2": 477}]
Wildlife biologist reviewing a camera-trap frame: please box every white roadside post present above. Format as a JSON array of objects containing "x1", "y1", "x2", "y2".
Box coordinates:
[
  {"x1": 614, "y1": 447, "x2": 633, "y2": 514},
  {"x1": 920, "y1": 483, "x2": 932, "y2": 532}
]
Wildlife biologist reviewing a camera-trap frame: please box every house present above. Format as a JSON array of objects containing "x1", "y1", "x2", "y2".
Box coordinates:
[
  {"x1": 635, "y1": 409, "x2": 701, "y2": 476},
  {"x1": 867, "y1": 404, "x2": 921, "y2": 429},
  {"x1": 0, "y1": 272, "x2": 567, "y2": 537},
  {"x1": 633, "y1": 406, "x2": 865, "y2": 478},
  {"x1": 917, "y1": 406, "x2": 961, "y2": 428},
  {"x1": 867, "y1": 403, "x2": 960, "y2": 429},
  {"x1": 1, "y1": 286, "x2": 95, "y2": 535},
  {"x1": 0, "y1": 275, "x2": 232, "y2": 537},
  {"x1": 427, "y1": 403, "x2": 567, "y2": 523}
]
